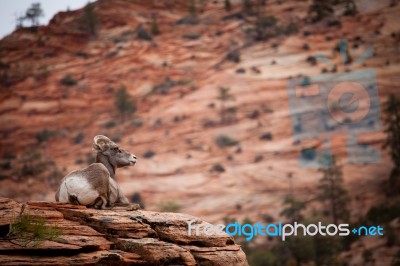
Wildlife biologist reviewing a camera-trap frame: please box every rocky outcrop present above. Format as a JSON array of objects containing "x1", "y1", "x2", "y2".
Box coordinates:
[{"x1": 0, "y1": 198, "x2": 248, "y2": 265}]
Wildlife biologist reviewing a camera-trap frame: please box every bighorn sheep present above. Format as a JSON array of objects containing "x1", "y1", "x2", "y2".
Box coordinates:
[{"x1": 55, "y1": 135, "x2": 137, "y2": 209}]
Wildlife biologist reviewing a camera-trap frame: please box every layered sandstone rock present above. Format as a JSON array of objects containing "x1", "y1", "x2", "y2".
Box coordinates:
[{"x1": 0, "y1": 198, "x2": 248, "y2": 265}]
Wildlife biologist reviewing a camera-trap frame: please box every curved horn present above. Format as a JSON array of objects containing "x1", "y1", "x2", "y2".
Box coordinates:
[
  {"x1": 94, "y1": 135, "x2": 112, "y2": 145},
  {"x1": 93, "y1": 135, "x2": 117, "y2": 152}
]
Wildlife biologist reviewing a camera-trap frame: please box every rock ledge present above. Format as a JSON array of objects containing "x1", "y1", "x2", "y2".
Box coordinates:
[{"x1": 0, "y1": 198, "x2": 248, "y2": 265}]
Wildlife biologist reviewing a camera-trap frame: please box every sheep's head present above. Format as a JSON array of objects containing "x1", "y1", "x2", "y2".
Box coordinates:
[{"x1": 92, "y1": 135, "x2": 137, "y2": 168}]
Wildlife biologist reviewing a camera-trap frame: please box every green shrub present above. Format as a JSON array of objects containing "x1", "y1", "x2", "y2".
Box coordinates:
[
  {"x1": 308, "y1": 0, "x2": 334, "y2": 22},
  {"x1": 74, "y1": 51, "x2": 88, "y2": 58},
  {"x1": 143, "y1": 150, "x2": 155, "y2": 159},
  {"x1": 182, "y1": 33, "x2": 201, "y2": 40},
  {"x1": 283, "y1": 22, "x2": 298, "y2": 34},
  {"x1": 343, "y1": 0, "x2": 358, "y2": 16},
  {"x1": 36, "y1": 65, "x2": 50, "y2": 80},
  {"x1": 386, "y1": 225, "x2": 397, "y2": 247},
  {"x1": 7, "y1": 211, "x2": 62, "y2": 247},
  {"x1": 176, "y1": 16, "x2": 199, "y2": 25},
  {"x1": 217, "y1": 86, "x2": 235, "y2": 123},
  {"x1": 254, "y1": 155, "x2": 263, "y2": 163},
  {"x1": 0, "y1": 161, "x2": 11, "y2": 170},
  {"x1": 74, "y1": 132, "x2": 84, "y2": 144},
  {"x1": 115, "y1": 86, "x2": 136, "y2": 120},
  {"x1": 216, "y1": 135, "x2": 239, "y2": 147},
  {"x1": 45, "y1": 167, "x2": 63, "y2": 184},
  {"x1": 259, "y1": 132, "x2": 273, "y2": 141},
  {"x1": 19, "y1": 152, "x2": 47, "y2": 177},
  {"x1": 258, "y1": 16, "x2": 277, "y2": 28},
  {"x1": 242, "y1": 0, "x2": 253, "y2": 14},
  {"x1": 36, "y1": 129, "x2": 57, "y2": 143},
  {"x1": 364, "y1": 204, "x2": 400, "y2": 224},
  {"x1": 111, "y1": 135, "x2": 121, "y2": 143},
  {"x1": 306, "y1": 55, "x2": 317, "y2": 65},
  {"x1": 362, "y1": 249, "x2": 373, "y2": 263},
  {"x1": 137, "y1": 25, "x2": 152, "y2": 41},
  {"x1": 188, "y1": 0, "x2": 196, "y2": 17},
  {"x1": 391, "y1": 250, "x2": 400, "y2": 266},
  {"x1": 226, "y1": 50, "x2": 240, "y2": 63},
  {"x1": 248, "y1": 249, "x2": 277, "y2": 266},
  {"x1": 158, "y1": 201, "x2": 181, "y2": 212},
  {"x1": 151, "y1": 20, "x2": 160, "y2": 35},
  {"x1": 102, "y1": 120, "x2": 117, "y2": 129},
  {"x1": 252, "y1": 16, "x2": 283, "y2": 41},
  {"x1": 150, "y1": 78, "x2": 191, "y2": 95},
  {"x1": 59, "y1": 74, "x2": 77, "y2": 86},
  {"x1": 132, "y1": 118, "x2": 143, "y2": 128},
  {"x1": 236, "y1": 68, "x2": 245, "y2": 74},
  {"x1": 79, "y1": 4, "x2": 98, "y2": 37},
  {"x1": 4, "y1": 151, "x2": 16, "y2": 160},
  {"x1": 211, "y1": 163, "x2": 225, "y2": 173},
  {"x1": 225, "y1": 107, "x2": 237, "y2": 114},
  {"x1": 13, "y1": 151, "x2": 61, "y2": 183}
]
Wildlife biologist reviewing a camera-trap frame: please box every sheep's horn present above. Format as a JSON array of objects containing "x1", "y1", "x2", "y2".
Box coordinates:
[{"x1": 93, "y1": 135, "x2": 117, "y2": 149}]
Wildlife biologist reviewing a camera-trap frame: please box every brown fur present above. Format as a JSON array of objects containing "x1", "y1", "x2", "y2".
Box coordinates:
[{"x1": 55, "y1": 135, "x2": 136, "y2": 208}]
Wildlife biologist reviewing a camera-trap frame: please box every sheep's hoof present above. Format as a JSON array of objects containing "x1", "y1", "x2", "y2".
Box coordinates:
[
  {"x1": 110, "y1": 203, "x2": 140, "y2": 211},
  {"x1": 126, "y1": 203, "x2": 141, "y2": 211}
]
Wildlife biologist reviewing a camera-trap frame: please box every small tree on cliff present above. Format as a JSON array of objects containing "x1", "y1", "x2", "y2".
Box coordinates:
[
  {"x1": 25, "y1": 3, "x2": 44, "y2": 27},
  {"x1": 217, "y1": 87, "x2": 235, "y2": 123},
  {"x1": 242, "y1": 0, "x2": 253, "y2": 15},
  {"x1": 80, "y1": 4, "x2": 98, "y2": 37},
  {"x1": 281, "y1": 195, "x2": 306, "y2": 223},
  {"x1": 188, "y1": 0, "x2": 197, "y2": 17},
  {"x1": 280, "y1": 174, "x2": 306, "y2": 222},
  {"x1": 343, "y1": 0, "x2": 358, "y2": 16},
  {"x1": 383, "y1": 94, "x2": 400, "y2": 195},
  {"x1": 317, "y1": 157, "x2": 349, "y2": 224},
  {"x1": 308, "y1": 0, "x2": 334, "y2": 22},
  {"x1": 115, "y1": 86, "x2": 136, "y2": 121},
  {"x1": 15, "y1": 14, "x2": 25, "y2": 29},
  {"x1": 151, "y1": 13, "x2": 160, "y2": 36}
]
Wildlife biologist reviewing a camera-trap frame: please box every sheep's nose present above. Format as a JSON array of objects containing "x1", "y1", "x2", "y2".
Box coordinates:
[{"x1": 129, "y1": 154, "x2": 137, "y2": 165}]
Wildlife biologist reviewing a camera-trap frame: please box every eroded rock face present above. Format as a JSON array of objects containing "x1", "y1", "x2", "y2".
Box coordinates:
[{"x1": 0, "y1": 198, "x2": 248, "y2": 265}]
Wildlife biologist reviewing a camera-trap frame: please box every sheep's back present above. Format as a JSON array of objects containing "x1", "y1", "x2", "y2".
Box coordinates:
[{"x1": 78, "y1": 163, "x2": 110, "y2": 195}]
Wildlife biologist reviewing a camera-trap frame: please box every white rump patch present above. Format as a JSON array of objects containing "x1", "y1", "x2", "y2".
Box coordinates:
[{"x1": 58, "y1": 174, "x2": 99, "y2": 206}]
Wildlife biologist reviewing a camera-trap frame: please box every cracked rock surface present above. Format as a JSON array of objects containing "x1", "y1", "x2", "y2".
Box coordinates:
[{"x1": 0, "y1": 198, "x2": 248, "y2": 265}]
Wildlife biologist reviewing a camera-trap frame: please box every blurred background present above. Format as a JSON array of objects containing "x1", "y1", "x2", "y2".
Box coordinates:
[{"x1": 0, "y1": 0, "x2": 399, "y2": 265}]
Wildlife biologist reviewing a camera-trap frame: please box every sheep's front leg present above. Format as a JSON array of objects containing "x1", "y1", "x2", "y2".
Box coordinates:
[
  {"x1": 117, "y1": 190, "x2": 130, "y2": 205},
  {"x1": 108, "y1": 179, "x2": 129, "y2": 206},
  {"x1": 114, "y1": 184, "x2": 130, "y2": 206}
]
